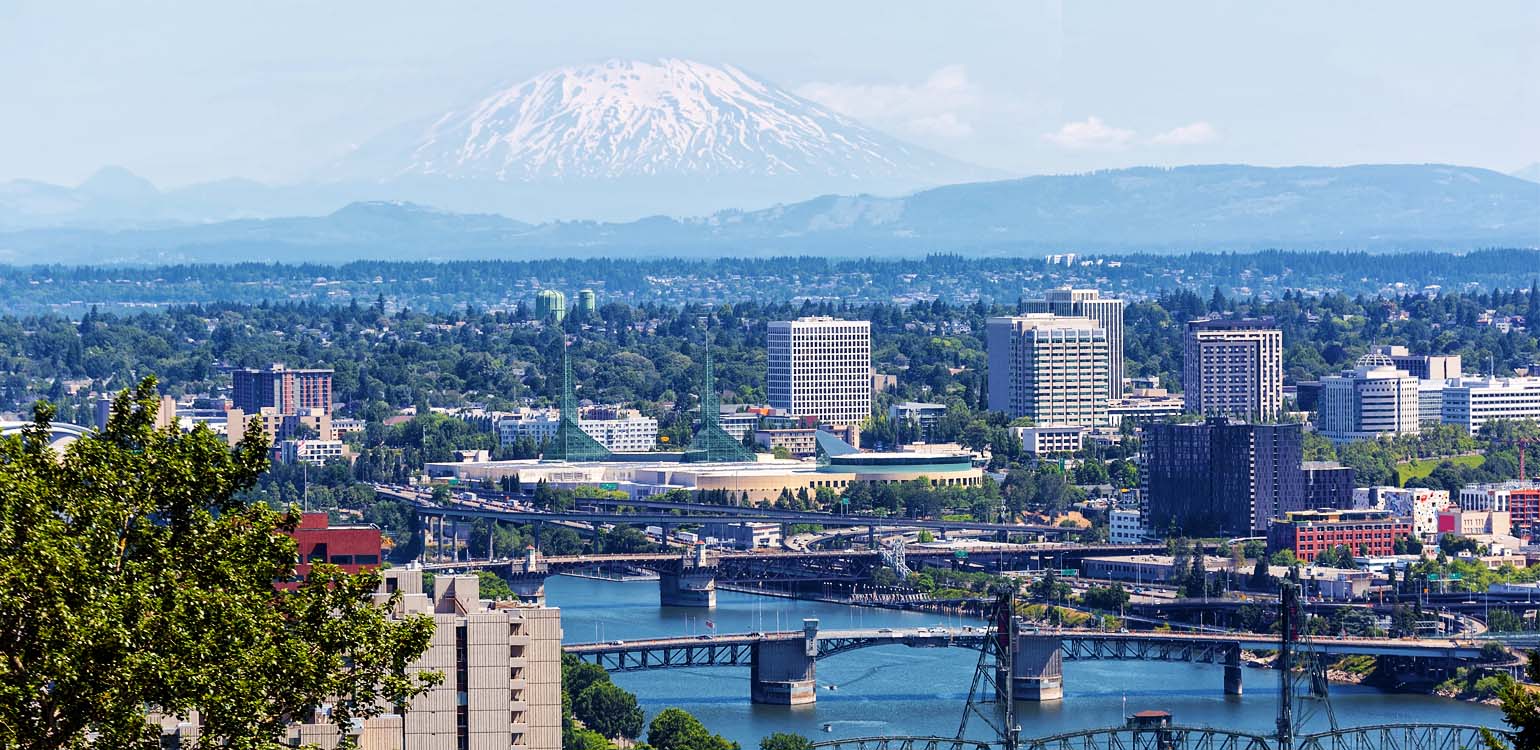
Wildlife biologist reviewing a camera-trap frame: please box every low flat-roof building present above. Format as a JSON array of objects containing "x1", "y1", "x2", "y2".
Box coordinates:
[
  {"x1": 1267, "y1": 509, "x2": 1414, "y2": 562},
  {"x1": 1014, "y1": 424, "x2": 1088, "y2": 456},
  {"x1": 1082, "y1": 554, "x2": 1237, "y2": 583},
  {"x1": 425, "y1": 448, "x2": 983, "y2": 504}
]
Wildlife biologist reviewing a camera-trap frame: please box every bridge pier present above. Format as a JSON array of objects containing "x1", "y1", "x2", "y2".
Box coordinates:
[
  {"x1": 506, "y1": 546, "x2": 550, "y2": 604},
  {"x1": 659, "y1": 545, "x2": 717, "y2": 607},
  {"x1": 1223, "y1": 645, "x2": 1243, "y2": 696},
  {"x1": 751, "y1": 619, "x2": 819, "y2": 705},
  {"x1": 1012, "y1": 634, "x2": 1064, "y2": 701}
]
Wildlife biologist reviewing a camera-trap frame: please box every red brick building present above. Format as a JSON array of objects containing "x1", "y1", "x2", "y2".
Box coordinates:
[
  {"x1": 1266, "y1": 508, "x2": 1414, "y2": 562},
  {"x1": 286, "y1": 512, "x2": 383, "y2": 583}
]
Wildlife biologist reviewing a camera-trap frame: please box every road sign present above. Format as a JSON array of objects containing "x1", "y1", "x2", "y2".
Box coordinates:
[
  {"x1": 1060, "y1": 569, "x2": 1078, "y2": 577},
  {"x1": 954, "y1": 550, "x2": 969, "y2": 559},
  {"x1": 599, "y1": 482, "x2": 619, "y2": 491}
]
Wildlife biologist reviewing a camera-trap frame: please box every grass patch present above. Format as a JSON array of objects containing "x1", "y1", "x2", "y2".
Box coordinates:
[{"x1": 1396, "y1": 454, "x2": 1484, "y2": 486}]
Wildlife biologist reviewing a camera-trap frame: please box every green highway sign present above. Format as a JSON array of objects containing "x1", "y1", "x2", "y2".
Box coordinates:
[{"x1": 1060, "y1": 569, "x2": 1078, "y2": 577}]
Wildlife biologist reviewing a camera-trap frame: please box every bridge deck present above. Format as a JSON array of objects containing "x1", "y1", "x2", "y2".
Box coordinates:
[{"x1": 565, "y1": 627, "x2": 1485, "y2": 659}]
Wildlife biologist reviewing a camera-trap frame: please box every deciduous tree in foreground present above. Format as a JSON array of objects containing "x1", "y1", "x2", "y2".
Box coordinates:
[{"x1": 0, "y1": 378, "x2": 436, "y2": 749}]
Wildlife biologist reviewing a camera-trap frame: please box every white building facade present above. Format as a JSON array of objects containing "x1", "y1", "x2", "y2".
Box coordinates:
[
  {"x1": 767, "y1": 317, "x2": 873, "y2": 426},
  {"x1": 1439, "y1": 377, "x2": 1540, "y2": 434},
  {"x1": 986, "y1": 314, "x2": 1110, "y2": 426},
  {"x1": 496, "y1": 408, "x2": 659, "y2": 452},
  {"x1": 1109, "y1": 508, "x2": 1146, "y2": 544},
  {"x1": 1024, "y1": 288, "x2": 1126, "y2": 401},
  {"x1": 1317, "y1": 355, "x2": 1420, "y2": 443}
]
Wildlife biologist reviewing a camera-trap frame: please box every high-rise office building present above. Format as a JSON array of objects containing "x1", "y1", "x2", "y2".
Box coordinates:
[
  {"x1": 767, "y1": 317, "x2": 872, "y2": 425},
  {"x1": 1317, "y1": 354, "x2": 1420, "y2": 443},
  {"x1": 231, "y1": 364, "x2": 334, "y2": 416},
  {"x1": 535, "y1": 289, "x2": 567, "y2": 322},
  {"x1": 1182, "y1": 318, "x2": 1283, "y2": 421},
  {"x1": 1140, "y1": 419, "x2": 1306, "y2": 536},
  {"x1": 986, "y1": 314, "x2": 1109, "y2": 426},
  {"x1": 1024, "y1": 288, "x2": 1125, "y2": 400}
]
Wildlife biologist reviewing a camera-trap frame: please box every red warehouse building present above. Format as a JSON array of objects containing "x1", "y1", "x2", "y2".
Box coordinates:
[{"x1": 1266, "y1": 508, "x2": 1413, "y2": 562}]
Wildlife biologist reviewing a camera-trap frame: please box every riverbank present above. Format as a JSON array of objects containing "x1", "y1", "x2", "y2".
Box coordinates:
[{"x1": 1240, "y1": 650, "x2": 1512, "y2": 706}]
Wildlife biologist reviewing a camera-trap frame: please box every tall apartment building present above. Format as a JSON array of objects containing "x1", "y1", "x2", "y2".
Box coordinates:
[
  {"x1": 1317, "y1": 354, "x2": 1420, "y2": 443},
  {"x1": 1140, "y1": 419, "x2": 1305, "y2": 536},
  {"x1": 1439, "y1": 377, "x2": 1540, "y2": 434},
  {"x1": 231, "y1": 364, "x2": 334, "y2": 416},
  {"x1": 1023, "y1": 288, "x2": 1125, "y2": 400},
  {"x1": 1182, "y1": 319, "x2": 1283, "y2": 421},
  {"x1": 767, "y1": 317, "x2": 872, "y2": 426},
  {"x1": 162, "y1": 568, "x2": 564, "y2": 750},
  {"x1": 986, "y1": 314, "x2": 1109, "y2": 426},
  {"x1": 1369, "y1": 345, "x2": 1462, "y2": 381}
]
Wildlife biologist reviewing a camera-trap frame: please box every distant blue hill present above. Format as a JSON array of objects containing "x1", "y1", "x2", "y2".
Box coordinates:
[{"x1": 1, "y1": 164, "x2": 1534, "y2": 265}]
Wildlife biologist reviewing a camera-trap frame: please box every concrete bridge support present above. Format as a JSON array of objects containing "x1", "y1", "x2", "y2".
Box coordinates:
[
  {"x1": 1223, "y1": 645, "x2": 1243, "y2": 696},
  {"x1": 1012, "y1": 634, "x2": 1064, "y2": 702},
  {"x1": 751, "y1": 620, "x2": 820, "y2": 705},
  {"x1": 659, "y1": 545, "x2": 718, "y2": 608},
  {"x1": 504, "y1": 547, "x2": 550, "y2": 604},
  {"x1": 659, "y1": 569, "x2": 717, "y2": 607}
]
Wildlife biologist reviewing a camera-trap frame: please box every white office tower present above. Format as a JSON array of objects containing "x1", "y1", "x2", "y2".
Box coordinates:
[
  {"x1": 1317, "y1": 354, "x2": 1420, "y2": 443},
  {"x1": 1024, "y1": 288, "x2": 1125, "y2": 400},
  {"x1": 1182, "y1": 318, "x2": 1284, "y2": 421},
  {"x1": 767, "y1": 317, "x2": 873, "y2": 425},
  {"x1": 986, "y1": 314, "x2": 1110, "y2": 426}
]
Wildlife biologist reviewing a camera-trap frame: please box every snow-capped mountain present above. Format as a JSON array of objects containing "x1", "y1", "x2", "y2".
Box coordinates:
[{"x1": 339, "y1": 59, "x2": 986, "y2": 204}]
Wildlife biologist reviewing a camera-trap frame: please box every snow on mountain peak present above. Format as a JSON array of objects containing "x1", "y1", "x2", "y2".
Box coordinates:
[{"x1": 378, "y1": 58, "x2": 966, "y2": 183}]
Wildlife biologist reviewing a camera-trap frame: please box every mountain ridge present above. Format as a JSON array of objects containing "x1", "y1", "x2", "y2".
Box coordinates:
[{"x1": 1, "y1": 163, "x2": 1535, "y2": 265}]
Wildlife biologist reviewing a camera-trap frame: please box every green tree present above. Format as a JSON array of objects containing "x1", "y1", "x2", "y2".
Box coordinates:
[
  {"x1": 562, "y1": 656, "x2": 612, "y2": 700},
  {"x1": 760, "y1": 733, "x2": 813, "y2": 750},
  {"x1": 574, "y1": 682, "x2": 644, "y2": 740},
  {"x1": 1485, "y1": 649, "x2": 1540, "y2": 750},
  {"x1": 1081, "y1": 584, "x2": 1130, "y2": 612},
  {"x1": 648, "y1": 708, "x2": 739, "y2": 750},
  {"x1": 0, "y1": 379, "x2": 437, "y2": 749}
]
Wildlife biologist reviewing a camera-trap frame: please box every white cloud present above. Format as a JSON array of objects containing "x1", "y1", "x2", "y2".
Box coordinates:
[
  {"x1": 908, "y1": 112, "x2": 974, "y2": 138},
  {"x1": 796, "y1": 65, "x2": 979, "y2": 139},
  {"x1": 1151, "y1": 121, "x2": 1219, "y2": 146},
  {"x1": 1041, "y1": 116, "x2": 1135, "y2": 150}
]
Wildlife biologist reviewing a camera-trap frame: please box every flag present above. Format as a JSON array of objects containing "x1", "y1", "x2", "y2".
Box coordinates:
[{"x1": 705, "y1": 619, "x2": 715, "y2": 630}]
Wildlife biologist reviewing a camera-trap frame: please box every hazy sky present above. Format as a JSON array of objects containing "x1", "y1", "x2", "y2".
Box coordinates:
[{"x1": 3, "y1": 1, "x2": 1536, "y2": 187}]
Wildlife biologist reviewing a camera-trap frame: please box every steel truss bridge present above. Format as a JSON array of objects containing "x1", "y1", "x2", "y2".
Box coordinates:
[
  {"x1": 564, "y1": 628, "x2": 1484, "y2": 673},
  {"x1": 1009, "y1": 724, "x2": 1494, "y2": 750},
  {"x1": 803, "y1": 717, "x2": 1496, "y2": 750}
]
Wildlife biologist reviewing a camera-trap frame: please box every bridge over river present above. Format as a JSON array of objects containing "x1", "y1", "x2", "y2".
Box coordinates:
[{"x1": 565, "y1": 622, "x2": 1487, "y2": 705}]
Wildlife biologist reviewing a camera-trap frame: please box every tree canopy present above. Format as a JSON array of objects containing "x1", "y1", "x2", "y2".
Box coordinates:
[{"x1": 0, "y1": 379, "x2": 436, "y2": 749}]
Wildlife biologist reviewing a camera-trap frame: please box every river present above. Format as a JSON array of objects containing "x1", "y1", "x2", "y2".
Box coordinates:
[{"x1": 546, "y1": 576, "x2": 1503, "y2": 746}]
